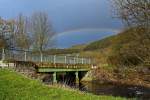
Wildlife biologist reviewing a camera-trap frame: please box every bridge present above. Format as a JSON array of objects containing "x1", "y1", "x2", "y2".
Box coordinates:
[{"x1": 0, "y1": 48, "x2": 93, "y2": 83}]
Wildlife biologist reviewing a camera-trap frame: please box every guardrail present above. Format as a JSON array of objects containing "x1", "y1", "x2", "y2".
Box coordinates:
[{"x1": 0, "y1": 48, "x2": 92, "y2": 65}]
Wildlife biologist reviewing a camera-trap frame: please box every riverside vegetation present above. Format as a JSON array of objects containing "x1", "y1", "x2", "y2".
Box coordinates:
[{"x1": 72, "y1": 27, "x2": 150, "y2": 88}]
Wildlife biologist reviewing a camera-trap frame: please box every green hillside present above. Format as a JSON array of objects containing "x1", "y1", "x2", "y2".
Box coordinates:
[
  {"x1": 83, "y1": 35, "x2": 116, "y2": 51},
  {"x1": 84, "y1": 28, "x2": 140, "y2": 51},
  {"x1": 79, "y1": 27, "x2": 150, "y2": 67}
]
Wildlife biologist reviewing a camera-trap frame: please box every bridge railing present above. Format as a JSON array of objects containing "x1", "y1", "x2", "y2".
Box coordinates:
[{"x1": 1, "y1": 48, "x2": 92, "y2": 65}]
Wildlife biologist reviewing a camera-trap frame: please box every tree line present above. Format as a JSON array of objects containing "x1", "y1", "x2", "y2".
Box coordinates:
[{"x1": 0, "y1": 12, "x2": 55, "y2": 54}]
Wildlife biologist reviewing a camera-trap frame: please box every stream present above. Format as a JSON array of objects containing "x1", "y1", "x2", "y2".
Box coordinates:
[
  {"x1": 79, "y1": 82, "x2": 150, "y2": 99},
  {"x1": 43, "y1": 74, "x2": 150, "y2": 99}
]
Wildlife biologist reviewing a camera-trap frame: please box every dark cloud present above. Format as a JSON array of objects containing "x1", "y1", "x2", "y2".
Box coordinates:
[{"x1": 0, "y1": 0, "x2": 123, "y2": 33}]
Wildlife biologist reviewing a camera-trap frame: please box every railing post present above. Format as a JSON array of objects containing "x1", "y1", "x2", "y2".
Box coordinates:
[
  {"x1": 65, "y1": 56, "x2": 67, "y2": 64},
  {"x1": 88, "y1": 58, "x2": 91, "y2": 64},
  {"x1": 2, "y1": 48, "x2": 5, "y2": 61},
  {"x1": 40, "y1": 53, "x2": 43, "y2": 62},
  {"x1": 82, "y1": 58, "x2": 84, "y2": 64},
  {"x1": 76, "y1": 54, "x2": 79, "y2": 64},
  {"x1": 54, "y1": 55, "x2": 56, "y2": 64},
  {"x1": 24, "y1": 51, "x2": 27, "y2": 61},
  {"x1": 74, "y1": 57, "x2": 76, "y2": 64},
  {"x1": 76, "y1": 57, "x2": 78, "y2": 64}
]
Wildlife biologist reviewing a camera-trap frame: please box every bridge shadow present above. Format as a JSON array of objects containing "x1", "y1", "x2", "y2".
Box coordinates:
[{"x1": 42, "y1": 71, "x2": 88, "y2": 87}]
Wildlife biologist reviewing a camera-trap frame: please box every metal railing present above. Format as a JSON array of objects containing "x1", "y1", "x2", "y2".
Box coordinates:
[{"x1": 1, "y1": 48, "x2": 92, "y2": 65}]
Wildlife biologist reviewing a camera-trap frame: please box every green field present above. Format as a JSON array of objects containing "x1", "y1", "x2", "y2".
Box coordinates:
[{"x1": 0, "y1": 69, "x2": 127, "y2": 100}]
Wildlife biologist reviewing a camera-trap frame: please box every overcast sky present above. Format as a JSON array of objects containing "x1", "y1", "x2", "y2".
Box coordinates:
[{"x1": 0, "y1": 0, "x2": 123, "y2": 33}]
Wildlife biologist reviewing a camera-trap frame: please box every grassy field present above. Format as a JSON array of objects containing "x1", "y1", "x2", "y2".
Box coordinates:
[{"x1": 0, "y1": 69, "x2": 127, "y2": 100}]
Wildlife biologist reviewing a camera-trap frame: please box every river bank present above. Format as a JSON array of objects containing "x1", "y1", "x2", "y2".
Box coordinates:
[
  {"x1": 82, "y1": 67, "x2": 150, "y2": 88},
  {"x1": 80, "y1": 67, "x2": 150, "y2": 99},
  {"x1": 0, "y1": 68, "x2": 126, "y2": 100}
]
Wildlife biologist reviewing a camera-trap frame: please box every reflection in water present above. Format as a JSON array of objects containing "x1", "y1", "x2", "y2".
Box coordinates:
[
  {"x1": 42, "y1": 74, "x2": 150, "y2": 99},
  {"x1": 79, "y1": 82, "x2": 150, "y2": 99}
]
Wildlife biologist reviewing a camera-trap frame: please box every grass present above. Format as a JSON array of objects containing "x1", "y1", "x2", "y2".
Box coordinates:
[{"x1": 0, "y1": 68, "x2": 127, "y2": 100}]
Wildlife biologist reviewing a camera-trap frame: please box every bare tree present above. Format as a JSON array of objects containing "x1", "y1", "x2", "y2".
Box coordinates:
[
  {"x1": 31, "y1": 12, "x2": 55, "y2": 54},
  {"x1": 113, "y1": 0, "x2": 150, "y2": 40},
  {"x1": 113, "y1": 0, "x2": 150, "y2": 29},
  {"x1": 15, "y1": 14, "x2": 31, "y2": 50}
]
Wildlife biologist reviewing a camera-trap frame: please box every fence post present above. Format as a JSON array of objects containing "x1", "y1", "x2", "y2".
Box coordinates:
[
  {"x1": 74, "y1": 57, "x2": 76, "y2": 64},
  {"x1": 25, "y1": 51, "x2": 27, "y2": 61},
  {"x1": 76, "y1": 54, "x2": 79, "y2": 64},
  {"x1": 76, "y1": 56, "x2": 78, "y2": 64},
  {"x1": 65, "y1": 56, "x2": 67, "y2": 64},
  {"x1": 54, "y1": 55, "x2": 56, "y2": 64},
  {"x1": 2, "y1": 48, "x2": 5, "y2": 61},
  {"x1": 82, "y1": 58, "x2": 84, "y2": 64},
  {"x1": 40, "y1": 53, "x2": 43, "y2": 62},
  {"x1": 88, "y1": 58, "x2": 91, "y2": 64}
]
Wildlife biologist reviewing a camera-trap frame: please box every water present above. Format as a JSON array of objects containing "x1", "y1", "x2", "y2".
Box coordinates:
[
  {"x1": 42, "y1": 74, "x2": 150, "y2": 99},
  {"x1": 79, "y1": 82, "x2": 150, "y2": 99}
]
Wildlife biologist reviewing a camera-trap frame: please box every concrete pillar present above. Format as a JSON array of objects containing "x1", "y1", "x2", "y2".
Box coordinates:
[
  {"x1": 75, "y1": 71, "x2": 79, "y2": 83},
  {"x1": 53, "y1": 72, "x2": 57, "y2": 83}
]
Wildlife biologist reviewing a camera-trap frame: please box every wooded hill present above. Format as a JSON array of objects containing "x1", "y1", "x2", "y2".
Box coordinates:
[{"x1": 75, "y1": 27, "x2": 150, "y2": 67}]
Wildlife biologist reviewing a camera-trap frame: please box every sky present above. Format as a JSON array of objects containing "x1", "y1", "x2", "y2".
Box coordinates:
[
  {"x1": 0, "y1": 0, "x2": 123, "y2": 48},
  {"x1": 0, "y1": 0, "x2": 123, "y2": 33},
  {"x1": 55, "y1": 29, "x2": 117, "y2": 48}
]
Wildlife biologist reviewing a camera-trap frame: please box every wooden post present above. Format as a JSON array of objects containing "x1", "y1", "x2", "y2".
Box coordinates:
[{"x1": 53, "y1": 72, "x2": 57, "y2": 83}]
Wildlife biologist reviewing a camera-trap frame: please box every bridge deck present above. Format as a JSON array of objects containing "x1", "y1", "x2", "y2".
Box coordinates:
[
  {"x1": 38, "y1": 67, "x2": 90, "y2": 72},
  {"x1": 36, "y1": 62, "x2": 91, "y2": 68},
  {"x1": 36, "y1": 62, "x2": 91, "y2": 72}
]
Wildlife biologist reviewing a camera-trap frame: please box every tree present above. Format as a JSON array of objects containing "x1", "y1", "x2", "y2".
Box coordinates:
[
  {"x1": 31, "y1": 12, "x2": 55, "y2": 54},
  {"x1": 0, "y1": 17, "x2": 16, "y2": 49},
  {"x1": 112, "y1": 0, "x2": 150, "y2": 65},
  {"x1": 113, "y1": 0, "x2": 150, "y2": 28},
  {"x1": 113, "y1": 0, "x2": 150, "y2": 38},
  {"x1": 15, "y1": 14, "x2": 31, "y2": 50}
]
